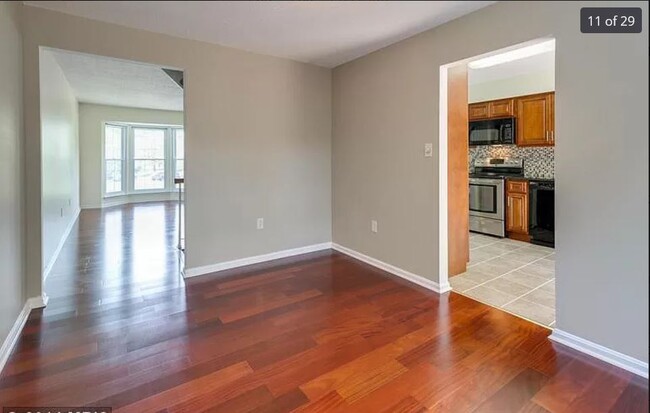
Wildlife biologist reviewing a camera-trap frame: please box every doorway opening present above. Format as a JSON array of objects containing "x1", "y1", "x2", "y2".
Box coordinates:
[
  {"x1": 39, "y1": 47, "x2": 186, "y2": 305},
  {"x1": 440, "y1": 38, "x2": 557, "y2": 328}
]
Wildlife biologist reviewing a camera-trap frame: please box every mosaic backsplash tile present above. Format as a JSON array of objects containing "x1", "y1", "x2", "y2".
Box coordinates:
[{"x1": 469, "y1": 145, "x2": 554, "y2": 179}]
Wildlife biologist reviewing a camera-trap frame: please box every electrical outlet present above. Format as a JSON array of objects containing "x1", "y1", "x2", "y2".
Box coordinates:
[
  {"x1": 424, "y1": 143, "x2": 433, "y2": 157},
  {"x1": 257, "y1": 218, "x2": 264, "y2": 230},
  {"x1": 371, "y1": 220, "x2": 378, "y2": 233}
]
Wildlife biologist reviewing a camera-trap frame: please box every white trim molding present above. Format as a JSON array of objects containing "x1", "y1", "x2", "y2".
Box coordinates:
[
  {"x1": 332, "y1": 243, "x2": 452, "y2": 294},
  {"x1": 550, "y1": 329, "x2": 649, "y2": 379},
  {"x1": 43, "y1": 207, "x2": 80, "y2": 281},
  {"x1": 183, "y1": 243, "x2": 333, "y2": 278},
  {"x1": 438, "y1": 64, "x2": 450, "y2": 291},
  {"x1": 0, "y1": 295, "x2": 49, "y2": 374},
  {"x1": 0, "y1": 302, "x2": 31, "y2": 374},
  {"x1": 27, "y1": 293, "x2": 50, "y2": 309},
  {"x1": 83, "y1": 191, "x2": 177, "y2": 209}
]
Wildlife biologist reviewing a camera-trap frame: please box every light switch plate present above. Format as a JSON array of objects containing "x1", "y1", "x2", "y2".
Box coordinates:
[{"x1": 424, "y1": 143, "x2": 433, "y2": 157}]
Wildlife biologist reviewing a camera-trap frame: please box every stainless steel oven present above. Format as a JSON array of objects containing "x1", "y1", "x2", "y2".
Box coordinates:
[
  {"x1": 469, "y1": 158, "x2": 524, "y2": 237},
  {"x1": 469, "y1": 177, "x2": 505, "y2": 237}
]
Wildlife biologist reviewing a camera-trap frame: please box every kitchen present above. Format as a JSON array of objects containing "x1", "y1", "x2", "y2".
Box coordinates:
[{"x1": 450, "y1": 40, "x2": 556, "y2": 327}]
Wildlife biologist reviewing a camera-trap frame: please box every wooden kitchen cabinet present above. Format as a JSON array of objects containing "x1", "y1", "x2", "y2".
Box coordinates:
[
  {"x1": 506, "y1": 180, "x2": 529, "y2": 241},
  {"x1": 489, "y1": 98, "x2": 515, "y2": 118},
  {"x1": 516, "y1": 92, "x2": 554, "y2": 146},
  {"x1": 468, "y1": 99, "x2": 514, "y2": 120},
  {"x1": 468, "y1": 102, "x2": 489, "y2": 120}
]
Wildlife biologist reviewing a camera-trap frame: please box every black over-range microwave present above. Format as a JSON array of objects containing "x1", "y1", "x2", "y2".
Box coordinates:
[{"x1": 469, "y1": 117, "x2": 515, "y2": 146}]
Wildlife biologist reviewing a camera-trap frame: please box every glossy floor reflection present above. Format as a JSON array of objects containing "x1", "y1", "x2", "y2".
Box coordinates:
[
  {"x1": 45, "y1": 201, "x2": 184, "y2": 306},
  {"x1": 0, "y1": 201, "x2": 647, "y2": 412}
]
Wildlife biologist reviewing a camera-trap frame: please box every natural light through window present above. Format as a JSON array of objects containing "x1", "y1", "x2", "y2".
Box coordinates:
[
  {"x1": 104, "y1": 125, "x2": 125, "y2": 194},
  {"x1": 103, "y1": 123, "x2": 184, "y2": 197},
  {"x1": 133, "y1": 128, "x2": 166, "y2": 191},
  {"x1": 174, "y1": 129, "x2": 184, "y2": 179}
]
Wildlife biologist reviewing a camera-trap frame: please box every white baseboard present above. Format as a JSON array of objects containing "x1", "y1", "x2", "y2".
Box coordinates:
[
  {"x1": 0, "y1": 294, "x2": 49, "y2": 374},
  {"x1": 331, "y1": 243, "x2": 451, "y2": 294},
  {"x1": 26, "y1": 293, "x2": 49, "y2": 309},
  {"x1": 83, "y1": 192, "x2": 178, "y2": 209},
  {"x1": 183, "y1": 242, "x2": 333, "y2": 278},
  {"x1": 550, "y1": 329, "x2": 648, "y2": 378},
  {"x1": 43, "y1": 207, "x2": 80, "y2": 282}
]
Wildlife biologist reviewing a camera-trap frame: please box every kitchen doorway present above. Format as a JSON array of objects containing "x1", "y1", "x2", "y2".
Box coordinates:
[{"x1": 440, "y1": 38, "x2": 557, "y2": 328}]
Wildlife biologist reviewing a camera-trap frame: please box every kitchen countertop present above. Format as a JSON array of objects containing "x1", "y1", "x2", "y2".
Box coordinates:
[{"x1": 507, "y1": 176, "x2": 555, "y2": 182}]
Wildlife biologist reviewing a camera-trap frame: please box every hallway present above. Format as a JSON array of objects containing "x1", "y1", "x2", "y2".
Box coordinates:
[
  {"x1": 45, "y1": 201, "x2": 184, "y2": 307},
  {"x1": 0, "y1": 202, "x2": 647, "y2": 412}
]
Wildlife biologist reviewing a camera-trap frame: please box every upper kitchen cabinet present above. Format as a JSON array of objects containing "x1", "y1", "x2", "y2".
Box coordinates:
[
  {"x1": 516, "y1": 92, "x2": 555, "y2": 146},
  {"x1": 468, "y1": 98, "x2": 514, "y2": 120},
  {"x1": 468, "y1": 102, "x2": 489, "y2": 120},
  {"x1": 489, "y1": 98, "x2": 515, "y2": 118}
]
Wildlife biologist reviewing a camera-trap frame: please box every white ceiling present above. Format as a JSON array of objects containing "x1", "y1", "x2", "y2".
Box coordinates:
[
  {"x1": 25, "y1": 1, "x2": 495, "y2": 68},
  {"x1": 469, "y1": 51, "x2": 555, "y2": 85},
  {"x1": 49, "y1": 49, "x2": 184, "y2": 111}
]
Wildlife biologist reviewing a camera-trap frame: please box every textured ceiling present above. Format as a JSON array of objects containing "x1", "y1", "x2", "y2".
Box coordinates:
[
  {"x1": 26, "y1": 1, "x2": 495, "y2": 68},
  {"x1": 49, "y1": 49, "x2": 183, "y2": 111}
]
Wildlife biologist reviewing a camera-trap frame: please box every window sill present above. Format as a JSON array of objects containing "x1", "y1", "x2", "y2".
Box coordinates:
[{"x1": 103, "y1": 190, "x2": 175, "y2": 200}]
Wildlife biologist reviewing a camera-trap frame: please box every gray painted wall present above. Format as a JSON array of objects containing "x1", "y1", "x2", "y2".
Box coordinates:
[
  {"x1": 8, "y1": 0, "x2": 647, "y2": 368},
  {"x1": 333, "y1": 1, "x2": 648, "y2": 362},
  {"x1": 21, "y1": 5, "x2": 332, "y2": 299},
  {"x1": 0, "y1": 1, "x2": 26, "y2": 347},
  {"x1": 78, "y1": 103, "x2": 184, "y2": 209},
  {"x1": 39, "y1": 49, "x2": 80, "y2": 275}
]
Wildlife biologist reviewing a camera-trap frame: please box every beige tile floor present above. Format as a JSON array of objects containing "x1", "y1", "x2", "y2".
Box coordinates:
[{"x1": 450, "y1": 232, "x2": 555, "y2": 327}]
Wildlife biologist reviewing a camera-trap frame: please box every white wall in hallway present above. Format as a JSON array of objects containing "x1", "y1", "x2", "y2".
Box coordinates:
[
  {"x1": 0, "y1": 1, "x2": 27, "y2": 350},
  {"x1": 40, "y1": 49, "x2": 80, "y2": 275}
]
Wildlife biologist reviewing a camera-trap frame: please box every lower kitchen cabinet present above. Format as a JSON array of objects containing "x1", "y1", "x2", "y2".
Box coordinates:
[{"x1": 506, "y1": 180, "x2": 529, "y2": 241}]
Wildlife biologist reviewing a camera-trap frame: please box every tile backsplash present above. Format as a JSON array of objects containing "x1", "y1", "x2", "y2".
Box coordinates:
[{"x1": 469, "y1": 145, "x2": 554, "y2": 179}]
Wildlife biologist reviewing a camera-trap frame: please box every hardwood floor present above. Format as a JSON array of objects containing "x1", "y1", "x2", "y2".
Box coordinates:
[{"x1": 1, "y1": 201, "x2": 647, "y2": 412}]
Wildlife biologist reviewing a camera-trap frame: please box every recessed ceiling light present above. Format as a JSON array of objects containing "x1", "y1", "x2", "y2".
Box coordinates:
[{"x1": 468, "y1": 39, "x2": 555, "y2": 69}]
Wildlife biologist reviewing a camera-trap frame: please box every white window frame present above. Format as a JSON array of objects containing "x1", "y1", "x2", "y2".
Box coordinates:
[
  {"x1": 130, "y1": 125, "x2": 169, "y2": 194},
  {"x1": 102, "y1": 123, "x2": 127, "y2": 197},
  {"x1": 102, "y1": 122, "x2": 184, "y2": 198},
  {"x1": 172, "y1": 127, "x2": 184, "y2": 183}
]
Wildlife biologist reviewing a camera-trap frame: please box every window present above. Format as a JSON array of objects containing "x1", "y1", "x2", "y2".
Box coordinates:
[
  {"x1": 173, "y1": 128, "x2": 184, "y2": 179},
  {"x1": 104, "y1": 125, "x2": 126, "y2": 194},
  {"x1": 103, "y1": 123, "x2": 184, "y2": 197},
  {"x1": 133, "y1": 128, "x2": 166, "y2": 191}
]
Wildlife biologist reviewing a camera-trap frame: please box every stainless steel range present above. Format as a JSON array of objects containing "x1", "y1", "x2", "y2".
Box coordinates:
[{"x1": 469, "y1": 158, "x2": 524, "y2": 237}]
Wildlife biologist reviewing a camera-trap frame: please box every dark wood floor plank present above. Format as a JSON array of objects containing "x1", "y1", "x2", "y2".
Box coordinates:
[
  {"x1": 113, "y1": 361, "x2": 253, "y2": 413},
  {"x1": 474, "y1": 368, "x2": 549, "y2": 413},
  {"x1": 0, "y1": 201, "x2": 646, "y2": 413},
  {"x1": 609, "y1": 375, "x2": 650, "y2": 413},
  {"x1": 532, "y1": 358, "x2": 606, "y2": 412}
]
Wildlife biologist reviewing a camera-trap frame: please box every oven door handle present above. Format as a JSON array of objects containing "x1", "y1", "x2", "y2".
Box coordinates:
[{"x1": 470, "y1": 178, "x2": 503, "y2": 185}]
